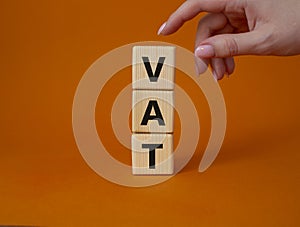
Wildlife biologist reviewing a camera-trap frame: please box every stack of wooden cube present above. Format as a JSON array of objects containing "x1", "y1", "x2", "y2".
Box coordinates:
[{"x1": 132, "y1": 46, "x2": 175, "y2": 175}]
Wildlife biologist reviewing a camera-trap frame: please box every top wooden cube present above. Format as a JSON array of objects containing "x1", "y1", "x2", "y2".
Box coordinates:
[{"x1": 132, "y1": 46, "x2": 175, "y2": 90}]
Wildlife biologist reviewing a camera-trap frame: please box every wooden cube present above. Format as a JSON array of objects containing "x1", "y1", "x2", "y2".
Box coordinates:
[
  {"x1": 132, "y1": 134, "x2": 173, "y2": 175},
  {"x1": 132, "y1": 46, "x2": 175, "y2": 90},
  {"x1": 132, "y1": 90, "x2": 174, "y2": 133}
]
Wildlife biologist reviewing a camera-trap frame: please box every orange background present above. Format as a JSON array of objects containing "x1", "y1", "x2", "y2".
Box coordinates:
[{"x1": 1, "y1": 0, "x2": 300, "y2": 226}]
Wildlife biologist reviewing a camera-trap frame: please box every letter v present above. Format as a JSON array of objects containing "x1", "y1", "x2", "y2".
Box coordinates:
[{"x1": 142, "y1": 56, "x2": 166, "y2": 82}]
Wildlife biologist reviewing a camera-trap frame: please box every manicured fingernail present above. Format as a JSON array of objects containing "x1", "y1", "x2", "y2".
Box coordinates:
[
  {"x1": 194, "y1": 56, "x2": 200, "y2": 76},
  {"x1": 194, "y1": 56, "x2": 208, "y2": 76},
  {"x1": 195, "y1": 64, "x2": 200, "y2": 76},
  {"x1": 157, "y1": 22, "x2": 166, "y2": 35},
  {"x1": 212, "y1": 71, "x2": 218, "y2": 82},
  {"x1": 195, "y1": 45, "x2": 215, "y2": 58}
]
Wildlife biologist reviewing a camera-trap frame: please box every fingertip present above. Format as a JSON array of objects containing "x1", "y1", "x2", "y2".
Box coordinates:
[
  {"x1": 157, "y1": 22, "x2": 167, "y2": 35},
  {"x1": 212, "y1": 71, "x2": 218, "y2": 82},
  {"x1": 211, "y1": 58, "x2": 226, "y2": 81},
  {"x1": 224, "y1": 57, "x2": 235, "y2": 75},
  {"x1": 157, "y1": 19, "x2": 179, "y2": 35},
  {"x1": 195, "y1": 45, "x2": 215, "y2": 58}
]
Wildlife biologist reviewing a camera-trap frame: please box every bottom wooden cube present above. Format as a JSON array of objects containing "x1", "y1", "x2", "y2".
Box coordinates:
[{"x1": 132, "y1": 134, "x2": 173, "y2": 175}]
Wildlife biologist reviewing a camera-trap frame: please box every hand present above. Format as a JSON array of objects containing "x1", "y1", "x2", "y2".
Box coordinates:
[{"x1": 158, "y1": 0, "x2": 300, "y2": 80}]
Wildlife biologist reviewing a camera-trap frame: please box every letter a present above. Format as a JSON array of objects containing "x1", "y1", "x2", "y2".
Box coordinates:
[{"x1": 140, "y1": 100, "x2": 165, "y2": 126}]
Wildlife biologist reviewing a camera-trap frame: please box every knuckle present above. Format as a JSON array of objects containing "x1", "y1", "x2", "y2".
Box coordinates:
[
  {"x1": 254, "y1": 26, "x2": 277, "y2": 55},
  {"x1": 214, "y1": 36, "x2": 239, "y2": 57},
  {"x1": 224, "y1": 37, "x2": 239, "y2": 56}
]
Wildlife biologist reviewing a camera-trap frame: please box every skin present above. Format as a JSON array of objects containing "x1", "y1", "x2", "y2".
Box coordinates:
[{"x1": 158, "y1": 0, "x2": 300, "y2": 80}]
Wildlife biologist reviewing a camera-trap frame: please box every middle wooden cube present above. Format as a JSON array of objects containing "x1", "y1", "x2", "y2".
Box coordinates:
[{"x1": 132, "y1": 90, "x2": 174, "y2": 133}]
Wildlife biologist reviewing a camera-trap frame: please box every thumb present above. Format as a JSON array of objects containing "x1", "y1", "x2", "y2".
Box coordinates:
[{"x1": 195, "y1": 29, "x2": 273, "y2": 58}]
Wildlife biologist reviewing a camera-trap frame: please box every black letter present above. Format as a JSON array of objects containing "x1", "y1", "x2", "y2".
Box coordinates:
[
  {"x1": 142, "y1": 56, "x2": 165, "y2": 82},
  {"x1": 142, "y1": 144, "x2": 163, "y2": 169},
  {"x1": 141, "y1": 100, "x2": 165, "y2": 126}
]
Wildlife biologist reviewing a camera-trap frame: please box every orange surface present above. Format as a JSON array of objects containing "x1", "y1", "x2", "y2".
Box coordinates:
[{"x1": 1, "y1": 0, "x2": 300, "y2": 226}]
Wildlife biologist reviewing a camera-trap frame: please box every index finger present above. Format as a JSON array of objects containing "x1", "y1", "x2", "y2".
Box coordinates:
[{"x1": 159, "y1": 0, "x2": 228, "y2": 35}]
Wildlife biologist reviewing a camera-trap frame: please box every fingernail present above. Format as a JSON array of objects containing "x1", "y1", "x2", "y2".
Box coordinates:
[
  {"x1": 195, "y1": 64, "x2": 200, "y2": 76},
  {"x1": 157, "y1": 22, "x2": 166, "y2": 35},
  {"x1": 194, "y1": 56, "x2": 200, "y2": 76},
  {"x1": 212, "y1": 71, "x2": 218, "y2": 82},
  {"x1": 194, "y1": 56, "x2": 208, "y2": 76},
  {"x1": 195, "y1": 45, "x2": 215, "y2": 58}
]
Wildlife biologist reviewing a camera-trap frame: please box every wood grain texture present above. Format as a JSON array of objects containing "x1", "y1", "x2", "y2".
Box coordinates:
[
  {"x1": 132, "y1": 134, "x2": 173, "y2": 175},
  {"x1": 132, "y1": 46, "x2": 175, "y2": 90},
  {"x1": 132, "y1": 90, "x2": 174, "y2": 133}
]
